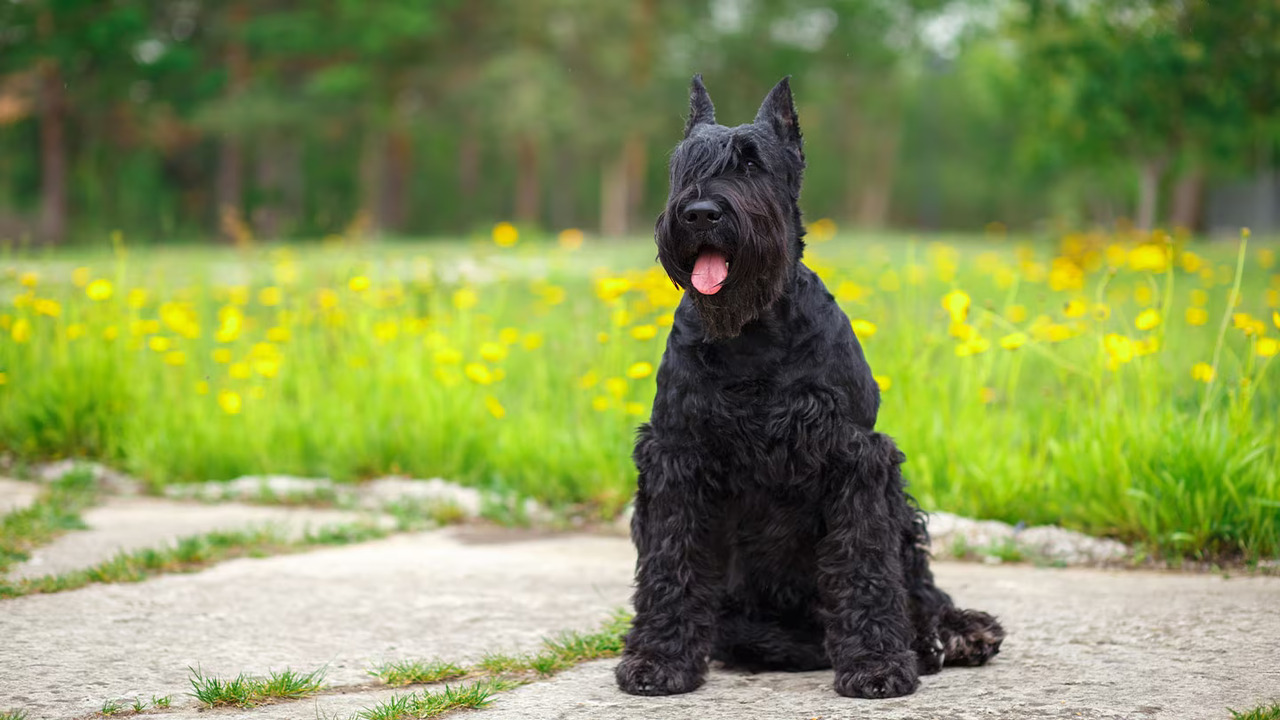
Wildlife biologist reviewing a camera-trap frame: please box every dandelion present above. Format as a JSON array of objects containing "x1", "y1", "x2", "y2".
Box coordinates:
[
  {"x1": 0, "y1": 371, "x2": 7, "y2": 385},
  {"x1": 627, "y1": 362, "x2": 654, "y2": 380},
  {"x1": 605, "y1": 377, "x2": 628, "y2": 397},
  {"x1": 942, "y1": 290, "x2": 970, "y2": 323},
  {"x1": 1104, "y1": 334, "x2": 1134, "y2": 367},
  {"x1": 212, "y1": 349, "x2": 232, "y2": 364},
  {"x1": 229, "y1": 362, "x2": 252, "y2": 380},
  {"x1": 492, "y1": 222, "x2": 519, "y2": 247},
  {"x1": 836, "y1": 281, "x2": 869, "y2": 303},
  {"x1": 484, "y1": 395, "x2": 506, "y2": 419},
  {"x1": 1191, "y1": 362, "x2": 1215, "y2": 383},
  {"x1": 625, "y1": 402, "x2": 646, "y2": 416},
  {"x1": 66, "y1": 323, "x2": 86, "y2": 341},
  {"x1": 349, "y1": 276, "x2": 371, "y2": 293},
  {"x1": 1273, "y1": 311, "x2": 1280, "y2": 330},
  {"x1": 123, "y1": 289, "x2": 148, "y2": 310},
  {"x1": 1180, "y1": 251, "x2": 1204, "y2": 273},
  {"x1": 809, "y1": 218, "x2": 837, "y2": 242},
  {"x1": 86, "y1": 279, "x2": 114, "y2": 301},
  {"x1": 1258, "y1": 338, "x2": 1279, "y2": 358},
  {"x1": 266, "y1": 326, "x2": 290, "y2": 343},
  {"x1": 195, "y1": 381, "x2": 210, "y2": 395},
  {"x1": 592, "y1": 396, "x2": 610, "y2": 412},
  {"x1": 148, "y1": 336, "x2": 172, "y2": 353},
  {"x1": 597, "y1": 332, "x2": 610, "y2": 344},
  {"x1": 499, "y1": 327, "x2": 521, "y2": 345},
  {"x1": 102, "y1": 325, "x2": 119, "y2": 341},
  {"x1": 34, "y1": 299, "x2": 61, "y2": 317},
  {"x1": 464, "y1": 363, "x2": 493, "y2": 385},
  {"x1": 434, "y1": 347, "x2": 463, "y2": 365},
  {"x1": 218, "y1": 390, "x2": 243, "y2": 415},
  {"x1": 874, "y1": 375, "x2": 891, "y2": 392},
  {"x1": 522, "y1": 332, "x2": 544, "y2": 350},
  {"x1": 480, "y1": 342, "x2": 507, "y2": 363},
  {"x1": 631, "y1": 324, "x2": 658, "y2": 341},
  {"x1": 1000, "y1": 332, "x2": 1028, "y2": 350},
  {"x1": 258, "y1": 286, "x2": 282, "y2": 306},
  {"x1": 1127, "y1": 244, "x2": 1168, "y2": 272},
  {"x1": 164, "y1": 351, "x2": 187, "y2": 367},
  {"x1": 1185, "y1": 307, "x2": 1209, "y2": 326},
  {"x1": 850, "y1": 319, "x2": 877, "y2": 338},
  {"x1": 253, "y1": 357, "x2": 280, "y2": 378},
  {"x1": 1063, "y1": 299, "x2": 1088, "y2": 319},
  {"x1": 19, "y1": 271, "x2": 38, "y2": 288},
  {"x1": 1006, "y1": 305, "x2": 1028, "y2": 323},
  {"x1": 596, "y1": 277, "x2": 631, "y2": 303},
  {"x1": 1135, "y1": 309, "x2": 1161, "y2": 331},
  {"x1": 452, "y1": 287, "x2": 478, "y2": 310},
  {"x1": 579, "y1": 371, "x2": 599, "y2": 389},
  {"x1": 558, "y1": 228, "x2": 585, "y2": 250},
  {"x1": 215, "y1": 306, "x2": 243, "y2": 343},
  {"x1": 373, "y1": 321, "x2": 399, "y2": 343},
  {"x1": 1233, "y1": 313, "x2": 1266, "y2": 336}
]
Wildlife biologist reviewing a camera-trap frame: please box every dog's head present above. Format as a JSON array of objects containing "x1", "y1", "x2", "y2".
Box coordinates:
[{"x1": 656, "y1": 75, "x2": 807, "y2": 341}]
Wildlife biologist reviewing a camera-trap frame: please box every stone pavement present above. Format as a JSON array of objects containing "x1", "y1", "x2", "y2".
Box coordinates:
[{"x1": 1, "y1": 478, "x2": 1277, "y2": 720}]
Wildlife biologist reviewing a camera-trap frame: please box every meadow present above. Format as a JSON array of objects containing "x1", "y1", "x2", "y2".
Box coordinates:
[{"x1": 1, "y1": 224, "x2": 1277, "y2": 561}]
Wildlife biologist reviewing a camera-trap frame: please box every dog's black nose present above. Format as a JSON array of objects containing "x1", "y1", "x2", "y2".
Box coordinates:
[{"x1": 680, "y1": 200, "x2": 722, "y2": 231}]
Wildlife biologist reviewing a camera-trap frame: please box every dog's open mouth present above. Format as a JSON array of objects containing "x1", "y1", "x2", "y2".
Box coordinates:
[{"x1": 691, "y1": 248, "x2": 730, "y2": 295}]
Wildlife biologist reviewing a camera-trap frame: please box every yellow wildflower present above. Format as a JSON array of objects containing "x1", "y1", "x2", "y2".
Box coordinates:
[
  {"x1": 941, "y1": 290, "x2": 970, "y2": 323},
  {"x1": 164, "y1": 351, "x2": 187, "y2": 366},
  {"x1": 66, "y1": 323, "x2": 86, "y2": 341},
  {"x1": 102, "y1": 325, "x2": 119, "y2": 341},
  {"x1": 579, "y1": 371, "x2": 599, "y2": 389},
  {"x1": 1006, "y1": 305, "x2": 1028, "y2": 323},
  {"x1": 499, "y1": 327, "x2": 521, "y2": 345},
  {"x1": 808, "y1": 218, "x2": 837, "y2": 242},
  {"x1": 592, "y1": 396, "x2": 610, "y2": 412},
  {"x1": 464, "y1": 363, "x2": 493, "y2": 385},
  {"x1": 1128, "y1": 244, "x2": 1168, "y2": 272},
  {"x1": 34, "y1": 299, "x2": 61, "y2": 317},
  {"x1": 230, "y1": 362, "x2": 252, "y2": 380},
  {"x1": 850, "y1": 319, "x2": 877, "y2": 338},
  {"x1": 218, "y1": 390, "x2": 243, "y2": 415},
  {"x1": 631, "y1": 324, "x2": 658, "y2": 341},
  {"x1": 492, "y1": 222, "x2": 519, "y2": 247},
  {"x1": 259, "y1": 286, "x2": 282, "y2": 306},
  {"x1": 1274, "y1": 311, "x2": 1280, "y2": 330},
  {"x1": 434, "y1": 347, "x2": 463, "y2": 365},
  {"x1": 253, "y1": 357, "x2": 280, "y2": 378},
  {"x1": 625, "y1": 402, "x2": 647, "y2": 416},
  {"x1": 1135, "y1": 309, "x2": 1161, "y2": 331},
  {"x1": 212, "y1": 349, "x2": 232, "y2": 364},
  {"x1": 1185, "y1": 307, "x2": 1209, "y2": 326},
  {"x1": 1258, "y1": 338, "x2": 1279, "y2": 358},
  {"x1": 480, "y1": 342, "x2": 507, "y2": 363},
  {"x1": 484, "y1": 395, "x2": 506, "y2": 419},
  {"x1": 195, "y1": 381, "x2": 210, "y2": 395},
  {"x1": 605, "y1": 377, "x2": 628, "y2": 397},
  {"x1": 1063, "y1": 299, "x2": 1087, "y2": 318},
  {"x1": 373, "y1": 321, "x2": 399, "y2": 343},
  {"x1": 266, "y1": 326, "x2": 290, "y2": 343},
  {"x1": 452, "y1": 287, "x2": 478, "y2": 310},
  {"x1": 955, "y1": 335, "x2": 990, "y2": 357},
  {"x1": 1190, "y1": 289, "x2": 1208, "y2": 307},
  {"x1": 19, "y1": 271, "x2": 38, "y2": 288},
  {"x1": 1104, "y1": 334, "x2": 1134, "y2": 366},
  {"x1": 522, "y1": 332, "x2": 544, "y2": 350},
  {"x1": 597, "y1": 332, "x2": 610, "y2": 344},
  {"x1": 1233, "y1": 313, "x2": 1266, "y2": 336},
  {"x1": 1000, "y1": 332, "x2": 1028, "y2": 350},
  {"x1": 0, "y1": 371, "x2": 6, "y2": 385},
  {"x1": 558, "y1": 228, "x2": 585, "y2": 250},
  {"x1": 349, "y1": 276, "x2": 371, "y2": 293},
  {"x1": 874, "y1": 375, "x2": 891, "y2": 392},
  {"x1": 1191, "y1": 362, "x2": 1215, "y2": 383},
  {"x1": 318, "y1": 288, "x2": 340, "y2": 309},
  {"x1": 627, "y1": 362, "x2": 654, "y2": 380},
  {"x1": 86, "y1": 279, "x2": 114, "y2": 301},
  {"x1": 148, "y1": 336, "x2": 172, "y2": 353},
  {"x1": 596, "y1": 277, "x2": 631, "y2": 303}
]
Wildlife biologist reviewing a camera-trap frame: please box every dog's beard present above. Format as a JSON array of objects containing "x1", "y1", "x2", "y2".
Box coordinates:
[{"x1": 656, "y1": 187, "x2": 791, "y2": 342}]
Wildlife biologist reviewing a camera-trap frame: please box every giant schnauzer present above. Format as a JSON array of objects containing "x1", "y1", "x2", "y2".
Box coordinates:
[{"x1": 615, "y1": 76, "x2": 1005, "y2": 700}]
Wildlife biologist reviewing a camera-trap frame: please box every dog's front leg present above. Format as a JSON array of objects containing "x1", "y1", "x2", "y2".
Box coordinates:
[
  {"x1": 817, "y1": 430, "x2": 920, "y2": 699},
  {"x1": 616, "y1": 434, "x2": 721, "y2": 696}
]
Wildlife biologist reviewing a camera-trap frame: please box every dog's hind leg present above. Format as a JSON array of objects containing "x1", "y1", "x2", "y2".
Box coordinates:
[{"x1": 900, "y1": 502, "x2": 1005, "y2": 670}]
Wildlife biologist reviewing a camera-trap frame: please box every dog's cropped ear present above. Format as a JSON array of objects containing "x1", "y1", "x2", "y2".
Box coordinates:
[
  {"x1": 684, "y1": 74, "x2": 716, "y2": 138},
  {"x1": 755, "y1": 77, "x2": 803, "y2": 154}
]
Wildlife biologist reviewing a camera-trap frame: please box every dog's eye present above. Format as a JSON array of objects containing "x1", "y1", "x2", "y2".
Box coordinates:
[{"x1": 744, "y1": 160, "x2": 756, "y2": 171}]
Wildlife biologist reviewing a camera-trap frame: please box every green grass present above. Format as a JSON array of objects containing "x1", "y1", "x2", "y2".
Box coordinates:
[
  {"x1": 0, "y1": 711, "x2": 28, "y2": 720},
  {"x1": 189, "y1": 665, "x2": 327, "y2": 708},
  {"x1": 0, "y1": 467, "x2": 99, "y2": 572},
  {"x1": 357, "y1": 679, "x2": 519, "y2": 720},
  {"x1": 357, "y1": 610, "x2": 631, "y2": 720},
  {"x1": 1233, "y1": 703, "x2": 1280, "y2": 720},
  {"x1": 2, "y1": 231, "x2": 1278, "y2": 560},
  {"x1": 370, "y1": 660, "x2": 467, "y2": 687}
]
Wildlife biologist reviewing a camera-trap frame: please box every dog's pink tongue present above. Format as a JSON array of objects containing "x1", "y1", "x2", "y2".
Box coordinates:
[{"x1": 691, "y1": 250, "x2": 728, "y2": 295}]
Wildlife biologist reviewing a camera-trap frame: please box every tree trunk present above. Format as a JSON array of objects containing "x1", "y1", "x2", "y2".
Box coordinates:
[
  {"x1": 216, "y1": 4, "x2": 249, "y2": 242},
  {"x1": 1135, "y1": 157, "x2": 1166, "y2": 232},
  {"x1": 624, "y1": 132, "x2": 647, "y2": 235},
  {"x1": 549, "y1": 142, "x2": 576, "y2": 231},
  {"x1": 457, "y1": 128, "x2": 480, "y2": 229},
  {"x1": 514, "y1": 132, "x2": 540, "y2": 224},
  {"x1": 36, "y1": 57, "x2": 68, "y2": 245},
  {"x1": 856, "y1": 117, "x2": 900, "y2": 229},
  {"x1": 252, "y1": 136, "x2": 281, "y2": 241},
  {"x1": 600, "y1": 145, "x2": 629, "y2": 238},
  {"x1": 382, "y1": 129, "x2": 412, "y2": 233},
  {"x1": 358, "y1": 127, "x2": 386, "y2": 237},
  {"x1": 1169, "y1": 166, "x2": 1204, "y2": 232}
]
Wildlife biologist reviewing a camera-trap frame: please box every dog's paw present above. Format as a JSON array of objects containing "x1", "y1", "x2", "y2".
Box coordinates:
[
  {"x1": 915, "y1": 633, "x2": 945, "y2": 676},
  {"x1": 834, "y1": 653, "x2": 920, "y2": 699},
  {"x1": 615, "y1": 652, "x2": 705, "y2": 696},
  {"x1": 940, "y1": 608, "x2": 1005, "y2": 667}
]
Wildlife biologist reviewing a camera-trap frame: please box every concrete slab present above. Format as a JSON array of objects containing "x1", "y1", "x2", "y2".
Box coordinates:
[
  {"x1": 0, "y1": 476, "x2": 41, "y2": 515},
  {"x1": 1, "y1": 530, "x2": 1277, "y2": 720},
  {"x1": 5, "y1": 497, "x2": 375, "y2": 580}
]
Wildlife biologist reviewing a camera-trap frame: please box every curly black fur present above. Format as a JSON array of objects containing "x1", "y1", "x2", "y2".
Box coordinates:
[{"x1": 616, "y1": 75, "x2": 1005, "y2": 700}]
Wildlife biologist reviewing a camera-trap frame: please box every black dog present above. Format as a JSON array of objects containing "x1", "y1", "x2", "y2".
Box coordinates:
[{"x1": 615, "y1": 76, "x2": 1004, "y2": 700}]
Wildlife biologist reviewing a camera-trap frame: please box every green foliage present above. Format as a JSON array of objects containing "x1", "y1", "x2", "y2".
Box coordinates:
[
  {"x1": 1232, "y1": 703, "x2": 1280, "y2": 720},
  {"x1": 0, "y1": 467, "x2": 99, "y2": 573},
  {"x1": 188, "y1": 666, "x2": 327, "y2": 708}
]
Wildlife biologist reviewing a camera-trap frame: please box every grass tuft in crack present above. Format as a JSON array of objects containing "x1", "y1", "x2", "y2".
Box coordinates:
[
  {"x1": 370, "y1": 659, "x2": 467, "y2": 687},
  {"x1": 189, "y1": 666, "x2": 327, "y2": 708},
  {"x1": 358, "y1": 610, "x2": 632, "y2": 719},
  {"x1": 1232, "y1": 703, "x2": 1280, "y2": 720},
  {"x1": 0, "y1": 711, "x2": 28, "y2": 720},
  {"x1": 358, "y1": 679, "x2": 520, "y2": 720},
  {"x1": 0, "y1": 467, "x2": 98, "y2": 573}
]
